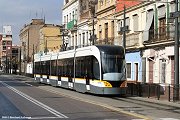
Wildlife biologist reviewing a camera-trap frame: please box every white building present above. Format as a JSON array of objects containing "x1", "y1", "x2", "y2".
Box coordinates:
[{"x1": 62, "y1": 0, "x2": 79, "y2": 50}]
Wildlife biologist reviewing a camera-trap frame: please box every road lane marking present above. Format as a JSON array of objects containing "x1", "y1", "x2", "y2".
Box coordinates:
[{"x1": 0, "y1": 81, "x2": 68, "y2": 119}]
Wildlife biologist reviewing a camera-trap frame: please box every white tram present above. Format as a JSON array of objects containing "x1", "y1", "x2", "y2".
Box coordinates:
[{"x1": 34, "y1": 45, "x2": 127, "y2": 95}]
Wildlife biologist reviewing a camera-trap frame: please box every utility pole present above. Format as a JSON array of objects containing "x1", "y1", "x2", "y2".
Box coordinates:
[
  {"x1": 32, "y1": 44, "x2": 34, "y2": 76},
  {"x1": 92, "y1": 11, "x2": 95, "y2": 45},
  {"x1": 19, "y1": 47, "x2": 21, "y2": 75},
  {"x1": 123, "y1": 5, "x2": 126, "y2": 50},
  {"x1": 174, "y1": 0, "x2": 179, "y2": 101},
  {"x1": 28, "y1": 29, "x2": 30, "y2": 62},
  {"x1": 170, "y1": 0, "x2": 179, "y2": 101},
  {"x1": 45, "y1": 38, "x2": 47, "y2": 54},
  {"x1": 120, "y1": 5, "x2": 128, "y2": 51},
  {"x1": 6, "y1": 55, "x2": 7, "y2": 73},
  {"x1": 89, "y1": 0, "x2": 97, "y2": 45}
]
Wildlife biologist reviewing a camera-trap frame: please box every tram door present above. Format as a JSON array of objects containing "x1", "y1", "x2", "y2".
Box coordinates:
[{"x1": 85, "y1": 56, "x2": 92, "y2": 90}]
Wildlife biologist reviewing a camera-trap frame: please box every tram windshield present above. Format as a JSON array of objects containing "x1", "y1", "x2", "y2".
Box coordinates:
[{"x1": 101, "y1": 53, "x2": 125, "y2": 74}]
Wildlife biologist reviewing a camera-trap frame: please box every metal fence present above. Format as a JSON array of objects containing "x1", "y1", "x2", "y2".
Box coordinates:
[{"x1": 127, "y1": 83, "x2": 180, "y2": 102}]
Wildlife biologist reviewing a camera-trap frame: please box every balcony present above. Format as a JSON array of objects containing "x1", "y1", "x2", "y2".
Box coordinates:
[
  {"x1": 114, "y1": 32, "x2": 140, "y2": 48},
  {"x1": 96, "y1": 37, "x2": 114, "y2": 45},
  {"x1": 67, "y1": 19, "x2": 77, "y2": 30},
  {"x1": 145, "y1": 26, "x2": 175, "y2": 44}
]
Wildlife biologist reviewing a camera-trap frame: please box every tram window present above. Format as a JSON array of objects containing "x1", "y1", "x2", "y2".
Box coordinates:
[
  {"x1": 60, "y1": 60, "x2": 63, "y2": 76},
  {"x1": 85, "y1": 56, "x2": 92, "y2": 78},
  {"x1": 93, "y1": 57, "x2": 100, "y2": 79},
  {"x1": 101, "y1": 53, "x2": 124, "y2": 74},
  {"x1": 68, "y1": 58, "x2": 74, "y2": 77},
  {"x1": 47, "y1": 61, "x2": 50, "y2": 75},
  {"x1": 35, "y1": 62, "x2": 39, "y2": 74},
  {"x1": 41, "y1": 61, "x2": 45, "y2": 74},
  {"x1": 81, "y1": 57, "x2": 85, "y2": 77},
  {"x1": 51, "y1": 60, "x2": 56, "y2": 76},
  {"x1": 38, "y1": 62, "x2": 41, "y2": 74},
  {"x1": 75, "y1": 57, "x2": 81, "y2": 77},
  {"x1": 37, "y1": 62, "x2": 41, "y2": 74}
]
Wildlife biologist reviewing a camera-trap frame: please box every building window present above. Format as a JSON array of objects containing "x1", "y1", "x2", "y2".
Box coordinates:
[
  {"x1": 82, "y1": 33, "x2": 85, "y2": 46},
  {"x1": 2, "y1": 41, "x2": 6, "y2": 45},
  {"x1": 7, "y1": 41, "x2": 11, "y2": 45},
  {"x1": 67, "y1": 15, "x2": 68, "y2": 23},
  {"x1": 73, "y1": 11, "x2": 75, "y2": 20},
  {"x1": 99, "y1": 25, "x2": 102, "y2": 40},
  {"x1": 117, "y1": 20, "x2": 123, "y2": 33},
  {"x1": 160, "y1": 59, "x2": 166, "y2": 83},
  {"x1": 79, "y1": 34, "x2": 81, "y2": 47},
  {"x1": 75, "y1": 34, "x2": 77, "y2": 46},
  {"x1": 3, "y1": 46, "x2": 6, "y2": 50},
  {"x1": 133, "y1": 14, "x2": 138, "y2": 31},
  {"x1": 86, "y1": 32, "x2": 89, "y2": 45},
  {"x1": 70, "y1": 13, "x2": 71, "y2": 21},
  {"x1": 105, "y1": 23, "x2": 108, "y2": 38},
  {"x1": 159, "y1": 17, "x2": 166, "y2": 40},
  {"x1": 127, "y1": 63, "x2": 131, "y2": 79},
  {"x1": 126, "y1": 17, "x2": 130, "y2": 33},
  {"x1": 111, "y1": 21, "x2": 114, "y2": 38},
  {"x1": 75, "y1": 9, "x2": 77, "y2": 20},
  {"x1": 72, "y1": 35, "x2": 74, "y2": 47}
]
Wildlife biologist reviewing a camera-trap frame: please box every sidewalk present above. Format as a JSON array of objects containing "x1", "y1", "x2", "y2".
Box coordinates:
[{"x1": 127, "y1": 96, "x2": 180, "y2": 109}]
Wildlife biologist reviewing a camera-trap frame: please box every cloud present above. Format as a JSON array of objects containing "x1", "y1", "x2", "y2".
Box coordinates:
[{"x1": 0, "y1": 0, "x2": 63, "y2": 44}]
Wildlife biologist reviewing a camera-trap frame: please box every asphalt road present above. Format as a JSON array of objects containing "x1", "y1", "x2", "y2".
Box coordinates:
[{"x1": 0, "y1": 75, "x2": 142, "y2": 120}]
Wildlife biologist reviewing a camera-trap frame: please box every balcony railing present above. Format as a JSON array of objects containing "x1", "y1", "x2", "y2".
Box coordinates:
[
  {"x1": 114, "y1": 32, "x2": 140, "y2": 48},
  {"x1": 147, "y1": 26, "x2": 175, "y2": 44},
  {"x1": 96, "y1": 37, "x2": 114, "y2": 45}
]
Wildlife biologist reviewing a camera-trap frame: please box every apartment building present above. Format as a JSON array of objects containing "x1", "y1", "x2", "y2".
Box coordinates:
[
  {"x1": 141, "y1": 2, "x2": 176, "y2": 85},
  {"x1": 78, "y1": 0, "x2": 97, "y2": 47},
  {"x1": 0, "y1": 26, "x2": 12, "y2": 72},
  {"x1": 114, "y1": 0, "x2": 177, "y2": 86},
  {"x1": 19, "y1": 19, "x2": 45, "y2": 74},
  {"x1": 11, "y1": 45, "x2": 19, "y2": 74},
  {"x1": 62, "y1": 0, "x2": 179, "y2": 86},
  {"x1": 62, "y1": 0, "x2": 78, "y2": 49},
  {"x1": 39, "y1": 24, "x2": 62, "y2": 53},
  {"x1": 96, "y1": 0, "x2": 117, "y2": 45},
  {"x1": 115, "y1": 0, "x2": 143, "y2": 83}
]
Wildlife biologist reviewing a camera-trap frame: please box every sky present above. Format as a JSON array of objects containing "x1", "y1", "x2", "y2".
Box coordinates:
[{"x1": 0, "y1": 0, "x2": 63, "y2": 45}]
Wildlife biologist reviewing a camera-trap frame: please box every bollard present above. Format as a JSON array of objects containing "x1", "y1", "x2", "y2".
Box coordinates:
[
  {"x1": 148, "y1": 84, "x2": 150, "y2": 98},
  {"x1": 157, "y1": 85, "x2": 160, "y2": 100},
  {"x1": 168, "y1": 84, "x2": 171, "y2": 102}
]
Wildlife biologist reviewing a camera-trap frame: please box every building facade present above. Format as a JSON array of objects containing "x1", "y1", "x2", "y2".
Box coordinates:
[
  {"x1": 62, "y1": 0, "x2": 79, "y2": 50},
  {"x1": 0, "y1": 26, "x2": 12, "y2": 72},
  {"x1": 115, "y1": 0, "x2": 178, "y2": 86},
  {"x1": 11, "y1": 45, "x2": 19, "y2": 74},
  {"x1": 39, "y1": 24, "x2": 62, "y2": 54},
  {"x1": 96, "y1": 0, "x2": 116, "y2": 45},
  {"x1": 19, "y1": 19, "x2": 45, "y2": 74},
  {"x1": 61, "y1": 0, "x2": 179, "y2": 87}
]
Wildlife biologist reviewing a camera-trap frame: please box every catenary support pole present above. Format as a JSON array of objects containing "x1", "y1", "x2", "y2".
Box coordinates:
[{"x1": 174, "y1": 0, "x2": 179, "y2": 101}]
